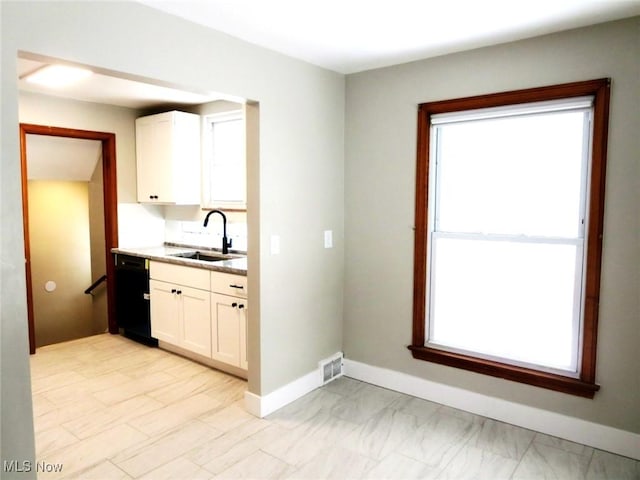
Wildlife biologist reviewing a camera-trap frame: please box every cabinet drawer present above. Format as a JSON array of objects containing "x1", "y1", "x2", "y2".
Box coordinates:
[
  {"x1": 150, "y1": 261, "x2": 210, "y2": 290},
  {"x1": 211, "y1": 271, "x2": 247, "y2": 298}
]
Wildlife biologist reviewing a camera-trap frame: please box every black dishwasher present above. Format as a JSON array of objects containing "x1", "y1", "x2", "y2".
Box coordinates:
[{"x1": 114, "y1": 254, "x2": 158, "y2": 346}]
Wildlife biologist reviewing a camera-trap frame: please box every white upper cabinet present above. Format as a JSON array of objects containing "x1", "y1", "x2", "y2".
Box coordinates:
[{"x1": 136, "y1": 110, "x2": 200, "y2": 204}]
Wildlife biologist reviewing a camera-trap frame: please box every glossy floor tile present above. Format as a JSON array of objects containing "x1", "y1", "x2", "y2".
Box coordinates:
[{"x1": 30, "y1": 334, "x2": 639, "y2": 479}]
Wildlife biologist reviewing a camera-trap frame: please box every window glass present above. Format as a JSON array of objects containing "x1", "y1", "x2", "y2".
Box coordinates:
[
  {"x1": 202, "y1": 111, "x2": 246, "y2": 209},
  {"x1": 209, "y1": 117, "x2": 244, "y2": 202},
  {"x1": 435, "y1": 111, "x2": 587, "y2": 238},
  {"x1": 429, "y1": 237, "x2": 581, "y2": 371},
  {"x1": 428, "y1": 106, "x2": 589, "y2": 374}
]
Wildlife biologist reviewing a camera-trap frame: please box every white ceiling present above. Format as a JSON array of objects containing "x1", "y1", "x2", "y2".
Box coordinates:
[
  {"x1": 18, "y1": 58, "x2": 227, "y2": 110},
  {"x1": 138, "y1": 0, "x2": 640, "y2": 74},
  {"x1": 26, "y1": 135, "x2": 102, "y2": 181},
  {"x1": 16, "y1": 1, "x2": 640, "y2": 110}
]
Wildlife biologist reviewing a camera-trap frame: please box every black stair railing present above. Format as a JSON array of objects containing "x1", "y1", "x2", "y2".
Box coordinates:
[{"x1": 84, "y1": 274, "x2": 107, "y2": 295}]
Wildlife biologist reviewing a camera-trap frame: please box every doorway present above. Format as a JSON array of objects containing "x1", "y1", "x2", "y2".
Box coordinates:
[{"x1": 20, "y1": 124, "x2": 119, "y2": 354}]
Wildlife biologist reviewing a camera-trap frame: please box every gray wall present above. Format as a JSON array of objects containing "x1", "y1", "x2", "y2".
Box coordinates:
[
  {"x1": 1, "y1": 1, "x2": 345, "y2": 473},
  {"x1": 344, "y1": 17, "x2": 640, "y2": 433}
]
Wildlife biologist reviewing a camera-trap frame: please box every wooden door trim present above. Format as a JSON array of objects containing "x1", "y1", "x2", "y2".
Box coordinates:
[{"x1": 20, "y1": 124, "x2": 119, "y2": 354}]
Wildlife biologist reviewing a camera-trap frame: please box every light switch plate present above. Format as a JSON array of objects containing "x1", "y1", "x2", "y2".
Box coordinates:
[
  {"x1": 324, "y1": 230, "x2": 333, "y2": 249},
  {"x1": 271, "y1": 235, "x2": 280, "y2": 255}
]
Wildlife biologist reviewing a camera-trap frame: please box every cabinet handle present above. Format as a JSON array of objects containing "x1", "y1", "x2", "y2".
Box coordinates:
[
  {"x1": 171, "y1": 288, "x2": 177, "y2": 294},
  {"x1": 238, "y1": 304, "x2": 245, "y2": 309},
  {"x1": 229, "y1": 284, "x2": 244, "y2": 289},
  {"x1": 232, "y1": 302, "x2": 238, "y2": 308},
  {"x1": 176, "y1": 290, "x2": 182, "y2": 295}
]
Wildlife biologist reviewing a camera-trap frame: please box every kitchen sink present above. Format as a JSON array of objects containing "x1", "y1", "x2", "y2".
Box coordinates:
[{"x1": 169, "y1": 251, "x2": 231, "y2": 262}]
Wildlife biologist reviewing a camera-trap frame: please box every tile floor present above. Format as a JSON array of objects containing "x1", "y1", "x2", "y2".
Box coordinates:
[{"x1": 30, "y1": 334, "x2": 639, "y2": 479}]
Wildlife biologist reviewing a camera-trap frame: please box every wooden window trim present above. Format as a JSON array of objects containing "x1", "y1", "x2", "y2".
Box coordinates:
[{"x1": 409, "y1": 78, "x2": 611, "y2": 398}]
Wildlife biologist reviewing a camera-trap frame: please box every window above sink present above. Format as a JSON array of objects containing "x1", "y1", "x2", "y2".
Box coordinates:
[{"x1": 201, "y1": 109, "x2": 247, "y2": 211}]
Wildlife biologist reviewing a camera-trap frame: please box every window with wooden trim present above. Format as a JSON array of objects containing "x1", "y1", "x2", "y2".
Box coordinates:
[{"x1": 409, "y1": 79, "x2": 610, "y2": 398}]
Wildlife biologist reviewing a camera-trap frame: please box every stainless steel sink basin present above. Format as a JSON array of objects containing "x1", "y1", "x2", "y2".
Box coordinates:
[{"x1": 169, "y1": 251, "x2": 230, "y2": 262}]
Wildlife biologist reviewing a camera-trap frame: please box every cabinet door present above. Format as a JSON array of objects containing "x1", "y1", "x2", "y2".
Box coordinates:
[
  {"x1": 239, "y1": 301, "x2": 248, "y2": 370},
  {"x1": 171, "y1": 112, "x2": 201, "y2": 205},
  {"x1": 150, "y1": 279, "x2": 180, "y2": 345},
  {"x1": 210, "y1": 293, "x2": 242, "y2": 367},
  {"x1": 179, "y1": 286, "x2": 211, "y2": 357},
  {"x1": 136, "y1": 114, "x2": 173, "y2": 203}
]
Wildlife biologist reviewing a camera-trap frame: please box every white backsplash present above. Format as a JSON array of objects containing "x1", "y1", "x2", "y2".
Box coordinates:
[
  {"x1": 118, "y1": 203, "x2": 165, "y2": 248},
  {"x1": 118, "y1": 202, "x2": 248, "y2": 252},
  {"x1": 165, "y1": 219, "x2": 248, "y2": 252}
]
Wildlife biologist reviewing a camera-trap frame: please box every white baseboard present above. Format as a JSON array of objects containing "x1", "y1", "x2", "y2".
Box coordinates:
[
  {"x1": 344, "y1": 359, "x2": 640, "y2": 460},
  {"x1": 244, "y1": 368, "x2": 322, "y2": 418}
]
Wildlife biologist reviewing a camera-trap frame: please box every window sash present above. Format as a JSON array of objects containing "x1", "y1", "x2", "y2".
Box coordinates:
[
  {"x1": 209, "y1": 117, "x2": 244, "y2": 202},
  {"x1": 201, "y1": 111, "x2": 245, "y2": 207},
  {"x1": 430, "y1": 96, "x2": 593, "y2": 125},
  {"x1": 430, "y1": 108, "x2": 592, "y2": 239},
  {"x1": 425, "y1": 232, "x2": 585, "y2": 376},
  {"x1": 424, "y1": 95, "x2": 595, "y2": 376}
]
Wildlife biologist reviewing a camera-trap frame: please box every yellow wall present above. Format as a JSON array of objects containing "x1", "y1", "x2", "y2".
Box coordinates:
[{"x1": 28, "y1": 181, "x2": 93, "y2": 347}]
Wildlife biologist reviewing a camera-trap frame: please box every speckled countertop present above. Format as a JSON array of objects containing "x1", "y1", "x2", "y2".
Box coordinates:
[{"x1": 111, "y1": 244, "x2": 247, "y2": 276}]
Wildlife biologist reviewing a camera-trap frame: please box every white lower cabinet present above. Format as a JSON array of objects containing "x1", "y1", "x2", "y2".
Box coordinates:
[
  {"x1": 149, "y1": 279, "x2": 181, "y2": 345},
  {"x1": 149, "y1": 262, "x2": 211, "y2": 358},
  {"x1": 180, "y1": 286, "x2": 212, "y2": 357},
  {"x1": 150, "y1": 279, "x2": 211, "y2": 357},
  {"x1": 239, "y1": 302, "x2": 248, "y2": 370},
  {"x1": 210, "y1": 293, "x2": 248, "y2": 369},
  {"x1": 149, "y1": 260, "x2": 248, "y2": 373}
]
